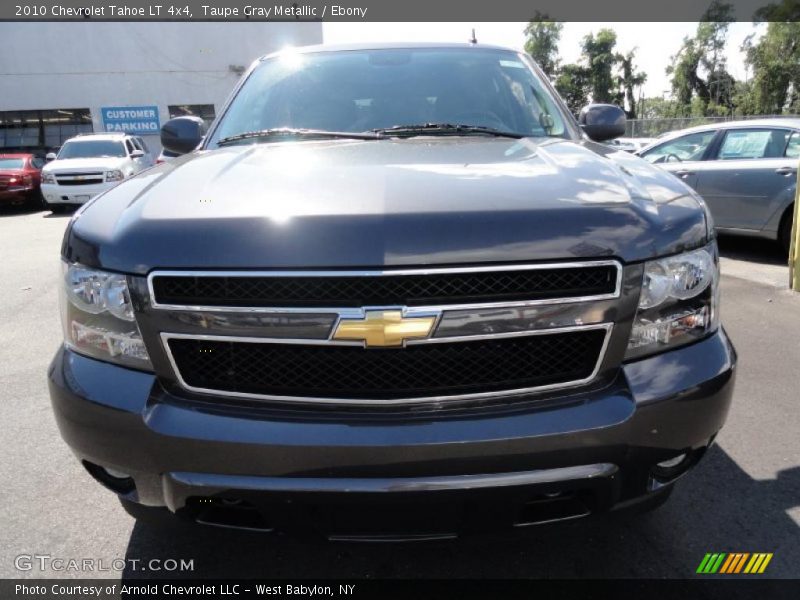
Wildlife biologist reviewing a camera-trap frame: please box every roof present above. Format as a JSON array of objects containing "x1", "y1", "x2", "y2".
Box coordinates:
[
  {"x1": 67, "y1": 132, "x2": 130, "y2": 141},
  {"x1": 657, "y1": 118, "x2": 800, "y2": 141},
  {"x1": 0, "y1": 153, "x2": 34, "y2": 158},
  {"x1": 259, "y1": 42, "x2": 517, "y2": 61}
]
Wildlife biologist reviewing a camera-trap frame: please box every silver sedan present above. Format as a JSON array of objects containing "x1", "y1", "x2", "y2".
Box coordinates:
[{"x1": 638, "y1": 119, "x2": 799, "y2": 252}]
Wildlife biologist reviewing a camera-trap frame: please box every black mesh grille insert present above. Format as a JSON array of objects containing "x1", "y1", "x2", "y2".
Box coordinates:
[
  {"x1": 167, "y1": 329, "x2": 607, "y2": 401},
  {"x1": 152, "y1": 265, "x2": 617, "y2": 308}
]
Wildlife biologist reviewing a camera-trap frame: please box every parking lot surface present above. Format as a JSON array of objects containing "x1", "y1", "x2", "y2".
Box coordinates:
[{"x1": 1, "y1": 206, "x2": 798, "y2": 579}]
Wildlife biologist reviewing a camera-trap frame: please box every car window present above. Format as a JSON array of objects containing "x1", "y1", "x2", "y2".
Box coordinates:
[
  {"x1": 0, "y1": 158, "x2": 25, "y2": 169},
  {"x1": 716, "y1": 128, "x2": 790, "y2": 160},
  {"x1": 211, "y1": 48, "x2": 571, "y2": 144},
  {"x1": 58, "y1": 140, "x2": 127, "y2": 159},
  {"x1": 125, "y1": 139, "x2": 136, "y2": 155},
  {"x1": 785, "y1": 132, "x2": 800, "y2": 159},
  {"x1": 641, "y1": 131, "x2": 717, "y2": 164},
  {"x1": 31, "y1": 157, "x2": 45, "y2": 169}
]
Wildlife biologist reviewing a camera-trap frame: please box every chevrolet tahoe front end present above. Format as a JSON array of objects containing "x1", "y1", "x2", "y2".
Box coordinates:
[{"x1": 48, "y1": 44, "x2": 735, "y2": 540}]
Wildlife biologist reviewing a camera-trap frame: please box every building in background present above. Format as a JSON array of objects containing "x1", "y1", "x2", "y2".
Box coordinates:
[{"x1": 0, "y1": 22, "x2": 322, "y2": 155}]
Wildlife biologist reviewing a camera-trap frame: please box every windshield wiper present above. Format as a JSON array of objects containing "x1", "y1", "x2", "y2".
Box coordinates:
[
  {"x1": 372, "y1": 123, "x2": 525, "y2": 139},
  {"x1": 217, "y1": 128, "x2": 380, "y2": 146}
]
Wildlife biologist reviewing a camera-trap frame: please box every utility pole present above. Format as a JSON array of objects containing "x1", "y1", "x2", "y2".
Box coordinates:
[{"x1": 790, "y1": 166, "x2": 800, "y2": 291}]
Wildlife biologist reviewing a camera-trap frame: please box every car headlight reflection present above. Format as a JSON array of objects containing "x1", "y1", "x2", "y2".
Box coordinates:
[
  {"x1": 626, "y1": 244, "x2": 719, "y2": 360},
  {"x1": 61, "y1": 262, "x2": 152, "y2": 370}
]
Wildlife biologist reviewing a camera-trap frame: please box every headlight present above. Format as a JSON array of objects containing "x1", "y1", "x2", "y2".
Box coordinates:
[
  {"x1": 60, "y1": 262, "x2": 152, "y2": 370},
  {"x1": 625, "y1": 244, "x2": 719, "y2": 360},
  {"x1": 105, "y1": 169, "x2": 124, "y2": 182},
  {"x1": 42, "y1": 172, "x2": 55, "y2": 184}
]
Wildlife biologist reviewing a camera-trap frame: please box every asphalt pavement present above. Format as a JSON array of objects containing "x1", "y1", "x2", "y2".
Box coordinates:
[{"x1": 0, "y1": 206, "x2": 798, "y2": 579}]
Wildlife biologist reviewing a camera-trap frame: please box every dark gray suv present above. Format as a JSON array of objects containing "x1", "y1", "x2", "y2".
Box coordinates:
[{"x1": 49, "y1": 44, "x2": 735, "y2": 540}]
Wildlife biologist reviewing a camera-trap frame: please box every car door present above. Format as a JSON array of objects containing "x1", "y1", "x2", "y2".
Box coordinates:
[
  {"x1": 639, "y1": 129, "x2": 719, "y2": 190},
  {"x1": 693, "y1": 127, "x2": 798, "y2": 230}
]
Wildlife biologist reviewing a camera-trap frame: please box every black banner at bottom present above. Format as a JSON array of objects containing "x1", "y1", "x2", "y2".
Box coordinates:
[{"x1": 3, "y1": 579, "x2": 800, "y2": 600}]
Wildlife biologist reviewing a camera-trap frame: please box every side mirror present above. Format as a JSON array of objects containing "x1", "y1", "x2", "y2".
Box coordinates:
[
  {"x1": 160, "y1": 116, "x2": 207, "y2": 155},
  {"x1": 578, "y1": 104, "x2": 626, "y2": 142},
  {"x1": 45, "y1": 152, "x2": 57, "y2": 162},
  {"x1": 130, "y1": 149, "x2": 145, "y2": 158}
]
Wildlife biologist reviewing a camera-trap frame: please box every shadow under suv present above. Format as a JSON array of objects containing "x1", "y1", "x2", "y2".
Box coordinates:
[{"x1": 48, "y1": 43, "x2": 735, "y2": 540}]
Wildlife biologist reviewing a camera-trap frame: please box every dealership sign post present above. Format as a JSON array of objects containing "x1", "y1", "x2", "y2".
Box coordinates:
[{"x1": 101, "y1": 106, "x2": 160, "y2": 134}]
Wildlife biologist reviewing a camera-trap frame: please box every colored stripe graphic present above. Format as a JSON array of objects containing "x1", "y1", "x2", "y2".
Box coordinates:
[
  {"x1": 697, "y1": 553, "x2": 727, "y2": 573},
  {"x1": 699, "y1": 553, "x2": 773, "y2": 574},
  {"x1": 719, "y1": 554, "x2": 736, "y2": 574},
  {"x1": 733, "y1": 553, "x2": 750, "y2": 573},
  {"x1": 697, "y1": 553, "x2": 713, "y2": 573}
]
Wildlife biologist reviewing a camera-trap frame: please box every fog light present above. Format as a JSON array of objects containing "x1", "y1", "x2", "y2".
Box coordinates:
[
  {"x1": 82, "y1": 461, "x2": 135, "y2": 494},
  {"x1": 105, "y1": 467, "x2": 131, "y2": 479},
  {"x1": 656, "y1": 453, "x2": 687, "y2": 469},
  {"x1": 650, "y1": 452, "x2": 692, "y2": 488}
]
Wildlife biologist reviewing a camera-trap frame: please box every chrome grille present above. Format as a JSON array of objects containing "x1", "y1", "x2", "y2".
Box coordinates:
[
  {"x1": 151, "y1": 264, "x2": 618, "y2": 308},
  {"x1": 164, "y1": 328, "x2": 610, "y2": 404},
  {"x1": 149, "y1": 262, "x2": 621, "y2": 405},
  {"x1": 55, "y1": 172, "x2": 104, "y2": 186}
]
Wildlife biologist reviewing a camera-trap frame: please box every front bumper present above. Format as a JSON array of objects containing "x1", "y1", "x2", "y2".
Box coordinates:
[
  {"x1": 0, "y1": 187, "x2": 34, "y2": 203},
  {"x1": 48, "y1": 329, "x2": 735, "y2": 538},
  {"x1": 41, "y1": 182, "x2": 112, "y2": 205}
]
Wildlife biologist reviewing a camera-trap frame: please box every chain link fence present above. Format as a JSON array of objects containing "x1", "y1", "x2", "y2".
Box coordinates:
[{"x1": 625, "y1": 115, "x2": 800, "y2": 138}]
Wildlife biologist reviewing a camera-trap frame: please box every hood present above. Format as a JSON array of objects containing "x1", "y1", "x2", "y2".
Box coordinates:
[
  {"x1": 45, "y1": 157, "x2": 127, "y2": 173},
  {"x1": 65, "y1": 137, "x2": 709, "y2": 274}
]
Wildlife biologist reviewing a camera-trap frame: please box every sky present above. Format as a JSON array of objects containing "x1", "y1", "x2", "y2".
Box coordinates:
[{"x1": 323, "y1": 22, "x2": 766, "y2": 98}]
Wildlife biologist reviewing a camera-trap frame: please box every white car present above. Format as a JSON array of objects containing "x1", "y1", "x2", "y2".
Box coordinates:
[
  {"x1": 41, "y1": 133, "x2": 154, "y2": 212},
  {"x1": 603, "y1": 137, "x2": 655, "y2": 153}
]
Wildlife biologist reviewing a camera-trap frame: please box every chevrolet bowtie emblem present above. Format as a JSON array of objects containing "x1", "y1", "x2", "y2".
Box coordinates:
[{"x1": 332, "y1": 310, "x2": 436, "y2": 347}]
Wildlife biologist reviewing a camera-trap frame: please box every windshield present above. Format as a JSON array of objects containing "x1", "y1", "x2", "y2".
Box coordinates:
[
  {"x1": 0, "y1": 158, "x2": 24, "y2": 169},
  {"x1": 210, "y1": 48, "x2": 570, "y2": 146},
  {"x1": 58, "y1": 140, "x2": 126, "y2": 159}
]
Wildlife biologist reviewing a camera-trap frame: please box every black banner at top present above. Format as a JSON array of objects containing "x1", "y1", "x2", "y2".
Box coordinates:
[{"x1": 2, "y1": 0, "x2": 800, "y2": 22}]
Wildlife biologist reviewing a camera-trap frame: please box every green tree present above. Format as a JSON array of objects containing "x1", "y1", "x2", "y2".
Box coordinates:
[
  {"x1": 523, "y1": 14, "x2": 563, "y2": 79},
  {"x1": 639, "y1": 96, "x2": 681, "y2": 120},
  {"x1": 754, "y1": 0, "x2": 800, "y2": 21},
  {"x1": 581, "y1": 28, "x2": 619, "y2": 104},
  {"x1": 524, "y1": 23, "x2": 645, "y2": 117},
  {"x1": 617, "y1": 50, "x2": 647, "y2": 119},
  {"x1": 554, "y1": 64, "x2": 591, "y2": 115},
  {"x1": 666, "y1": 0, "x2": 735, "y2": 116},
  {"x1": 742, "y1": 21, "x2": 800, "y2": 114}
]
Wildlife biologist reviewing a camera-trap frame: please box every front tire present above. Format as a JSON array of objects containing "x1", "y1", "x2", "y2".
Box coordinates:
[{"x1": 27, "y1": 190, "x2": 44, "y2": 210}]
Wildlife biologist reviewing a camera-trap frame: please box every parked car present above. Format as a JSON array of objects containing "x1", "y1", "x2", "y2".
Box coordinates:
[
  {"x1": 49, "y1": 44, "x2": 735, "y2": 539},
  {"x1": 0, "y1": 153, "x2": 44, "y2": 208},
  {"x1": 638, "y1": 119, "x2": 799, "y2": 252},
  {"x1": 40, "y1": 132, "x2": 154, "y2": 212},
  {"x1": 603, "y1": 138, "x2": 655, "y2": 153}
]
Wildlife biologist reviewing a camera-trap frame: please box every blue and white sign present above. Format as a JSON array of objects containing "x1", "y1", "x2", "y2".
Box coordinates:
[{"x1": 101, "y1": 106, "x2": 160, "y2": 134}]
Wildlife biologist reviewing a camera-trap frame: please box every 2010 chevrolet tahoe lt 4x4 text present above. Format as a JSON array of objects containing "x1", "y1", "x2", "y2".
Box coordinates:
[{"x1": 48, "y1": 44, "x2": 736, "y2": 540}]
